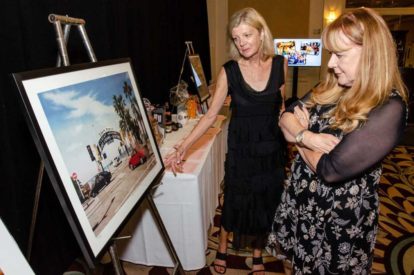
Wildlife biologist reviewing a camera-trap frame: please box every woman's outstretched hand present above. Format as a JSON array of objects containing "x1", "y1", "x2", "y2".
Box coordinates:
[{"x1": 163, "y1": 145, "x2": 185, "y2": 176}]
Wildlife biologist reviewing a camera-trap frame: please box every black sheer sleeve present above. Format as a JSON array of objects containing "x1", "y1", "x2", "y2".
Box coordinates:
[
  {"x1": 284, "y1": 92, "x2": 312, "y2": 113},
  {"x1": 316, "y1": 96, "x2": 407, "y2": 183}
]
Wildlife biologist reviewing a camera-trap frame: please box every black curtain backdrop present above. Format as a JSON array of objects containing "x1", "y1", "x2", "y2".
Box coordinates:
[{"x1": 0, "y1": 0, "x2": 210, "y2": 274}]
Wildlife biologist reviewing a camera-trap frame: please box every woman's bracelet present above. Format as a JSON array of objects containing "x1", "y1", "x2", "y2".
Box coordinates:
[
  {"x1": 295, "y1": 129, "x2": 307, "y2": 146},
  {"x1": 173, "y1": 145, "x2": 182, "y2": 154},
  {"x1": 173, "y1": 145, "x2": 183, "y2": 164}
]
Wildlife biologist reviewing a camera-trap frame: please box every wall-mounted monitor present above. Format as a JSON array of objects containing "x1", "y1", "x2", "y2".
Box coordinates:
[{"x1": 274, "y1": 38, "x2": 322, "y2": 67}]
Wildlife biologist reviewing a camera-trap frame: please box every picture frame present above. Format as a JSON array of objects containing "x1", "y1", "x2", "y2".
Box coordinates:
[
  {"x1": 13, "y1": 58, "x2": 164, "y2": 267},
  {"x1": 188, "y1": 54, "x2": 210, "y2": 104}
]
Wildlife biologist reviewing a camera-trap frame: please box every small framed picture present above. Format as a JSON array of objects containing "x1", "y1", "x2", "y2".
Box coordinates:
[
  {"x1": 188, "y1": 54, "x2": 210, "y2": 104},
  {"x1": 13, "y1": 58, "x2": 164, "y2": 267}
]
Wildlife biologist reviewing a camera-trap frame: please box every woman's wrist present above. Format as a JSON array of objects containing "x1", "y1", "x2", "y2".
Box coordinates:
[
  {"x1": 295, "y1": 129, "x2": 307, "y2": 146},
  {"x1": 173, "y1": 144, "x2": 182, "y2": 154},
  {"x1": 173, "y1": 144, "x2": 185, "y2": 155}
]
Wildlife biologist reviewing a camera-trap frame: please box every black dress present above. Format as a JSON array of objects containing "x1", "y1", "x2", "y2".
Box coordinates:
[
  {"x1": 222, "y1": 55, "x2": 286, "y2": 249},
  {"x1": 267, "y1": 92, "x2": 407, "y2": 274}
]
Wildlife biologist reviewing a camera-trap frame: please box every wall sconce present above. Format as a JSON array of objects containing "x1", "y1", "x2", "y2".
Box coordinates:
[{"x1": 326, "y1": 10, "x2": 337, "y2": 23}]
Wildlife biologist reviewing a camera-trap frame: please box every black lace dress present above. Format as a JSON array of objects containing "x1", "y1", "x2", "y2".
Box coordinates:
[
  {"x1": 267, "y1": 92, "x2": 407, "y2": 274},
  {"x1": 222, "y1": 55, "x2": 286, "y2": 249}
]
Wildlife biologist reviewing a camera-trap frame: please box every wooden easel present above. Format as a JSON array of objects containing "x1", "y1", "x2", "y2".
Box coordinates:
[
  {"x1": 27, "y1": 14, "x2": 184, "y2": 275},
  {"x1": 175, "y1": 41, "x2": 195, "y2": 91},
  {"x1": 176, "y1": 41, "x2": 209, "y2": 113}
]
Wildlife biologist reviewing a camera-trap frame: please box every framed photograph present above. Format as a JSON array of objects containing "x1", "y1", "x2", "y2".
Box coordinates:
[
  {"x1": 13, "y1": 58, "x2": 164, "y2": 267},
  {"x1": 188, "y1": 54, "x2": 210, "y2": 104}
]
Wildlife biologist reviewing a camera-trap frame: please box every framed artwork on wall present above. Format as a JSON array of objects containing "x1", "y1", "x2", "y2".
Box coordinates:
[{"x1": 13, "y1": 58, "x2": 164, "y2": 267}]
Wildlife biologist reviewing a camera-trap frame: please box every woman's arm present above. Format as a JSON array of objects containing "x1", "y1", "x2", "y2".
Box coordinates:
[
  {"x1": 279, "y1": 111, "x2": 306, "y2": 142},
  {"x1": 296, "y1": 146, "x2": 323, "y2": 171},
  {"x1": 164, "y1": 67, "x2": 229, "y2": 174},
  {"x1": 314, "y1": 97, "x2": 406, "y2": 183},
  {"x1": 279, "y1": 57, "x2": 288, "y2": 113},
  {"x1": 280, "y1": 104, "x2": 339, "y2": 153},
  {"x1": 279, "y1": 92, "x2": 312, "y2": 142}
]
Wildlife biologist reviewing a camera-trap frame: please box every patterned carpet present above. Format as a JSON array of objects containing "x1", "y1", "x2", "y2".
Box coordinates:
[
  {"x1": 74, "y1": 144, "x2": 414, "y2": 274},
  {"x1": 374, "y1": 145, "x2": 414, "y2": 275}
]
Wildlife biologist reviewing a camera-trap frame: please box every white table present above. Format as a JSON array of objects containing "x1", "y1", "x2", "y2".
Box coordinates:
[{"x1": 118, "y1": 116, "x2": 228, "y2": 270}]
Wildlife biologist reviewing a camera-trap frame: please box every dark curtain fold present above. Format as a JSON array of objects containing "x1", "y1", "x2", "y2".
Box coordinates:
[{"x1": 0, "y1": 0, "x2": 210, "y2": 274}]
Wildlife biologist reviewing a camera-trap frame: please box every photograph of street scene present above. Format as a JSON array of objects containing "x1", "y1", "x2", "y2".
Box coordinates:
[{"x1": 38, "y1": 71, "x2": 156, "y2": 236}]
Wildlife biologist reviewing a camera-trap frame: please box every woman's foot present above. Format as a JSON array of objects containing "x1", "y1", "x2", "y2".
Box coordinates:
[
  {"x1": 248, "y1": 257, "x2": 265, "y2": 275},
  {"x1": 213, "y1": 227, "x2": 229, "y2": 274},
  {"x1": 213, "y1": 250, "x2": 227, "y2": 274}
]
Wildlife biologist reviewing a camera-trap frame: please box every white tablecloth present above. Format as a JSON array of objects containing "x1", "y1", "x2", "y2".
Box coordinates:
[{"x1": 118, "y1": 116, "x2": 228, "y2": 270}]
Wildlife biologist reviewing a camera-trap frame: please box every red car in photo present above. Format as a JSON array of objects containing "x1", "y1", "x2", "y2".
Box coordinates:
[{"x1": 128, "y1": 149, "x2": 147, "y2": 170}]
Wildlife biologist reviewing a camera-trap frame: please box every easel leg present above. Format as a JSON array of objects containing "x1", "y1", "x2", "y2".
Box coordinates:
[
  {"x1": 108, "y1": 242, "x2": 125, "y2": 275},
  {"x1": 146, "y1": 194, "x2": 185, "y2": 275},
  {"x1": 26, "y1": 161, "x2": 44, "y2": 261}
]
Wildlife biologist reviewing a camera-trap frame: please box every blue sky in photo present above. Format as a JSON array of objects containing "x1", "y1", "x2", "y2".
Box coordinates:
[{"x1": 38, "y1": 72, "x2": 135, "y2": 183}]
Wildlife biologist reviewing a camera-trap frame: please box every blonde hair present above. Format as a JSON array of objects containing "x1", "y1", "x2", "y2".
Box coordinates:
[
  {"x1": 227, "y1": 7, "x2": 274, "y2": 61},
  {"x1": 310, "y1": 7, "x2": 407, "y2": 133}
]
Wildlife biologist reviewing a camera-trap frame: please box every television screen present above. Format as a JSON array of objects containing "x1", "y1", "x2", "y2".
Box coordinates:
[{"x1": 274, "y1": 38, "x2": 322, "y2": 67}]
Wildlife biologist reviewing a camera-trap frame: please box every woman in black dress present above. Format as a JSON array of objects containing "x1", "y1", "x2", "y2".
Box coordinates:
[
  {"x1": 165, "y1": 7, "x2": 287, "y2": 275},
  {"x1": 267, "y1": 8, "x2": 408, "y2": 274}
]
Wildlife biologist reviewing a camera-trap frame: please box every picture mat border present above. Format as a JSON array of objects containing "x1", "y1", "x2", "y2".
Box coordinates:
[{"x1": 13, "y1": 58, "x2": 165, "y2": 267}]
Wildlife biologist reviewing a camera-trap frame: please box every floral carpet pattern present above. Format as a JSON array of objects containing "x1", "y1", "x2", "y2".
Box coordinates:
[{"x1": 374, "y1": 145, "x2": 414, "y2": 275}]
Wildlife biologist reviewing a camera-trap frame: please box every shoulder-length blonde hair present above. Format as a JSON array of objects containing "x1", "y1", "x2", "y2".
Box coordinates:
[
  {"x1": 310, "y1": 7, "x2": 407, "y2": 133},
  {"x1": 227, "y1": 7, "x2": 274, "y2": 61}
]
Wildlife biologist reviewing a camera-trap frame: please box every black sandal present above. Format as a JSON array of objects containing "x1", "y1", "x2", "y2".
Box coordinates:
[
  {"x1": 212, "y1": 251, "x2": 227, "y2": 274},
  {"x1": 248, "y1": 257, "x2": 265, "y2": 275}
]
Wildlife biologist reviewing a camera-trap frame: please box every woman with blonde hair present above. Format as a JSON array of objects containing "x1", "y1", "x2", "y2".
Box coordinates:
[
  {"x1": 165, "y1": 7, "x2": 287, "y2": 275},
  {"x1": 267, "y1": 7, "x2": 407, "y2": 274}
]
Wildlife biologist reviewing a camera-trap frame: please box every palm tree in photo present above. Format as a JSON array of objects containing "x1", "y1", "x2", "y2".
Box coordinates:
[
  {"x1": 123, "y1": 81, "x2": 148, "y2": 144},
  {"x1": 113, "y1": 94, "x2": 139, "y2": 148}
]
